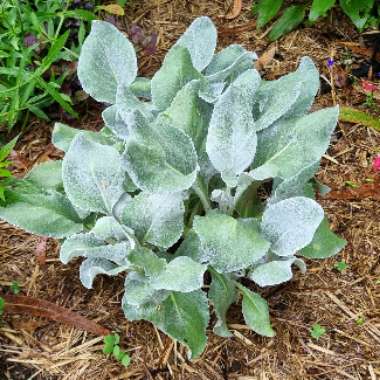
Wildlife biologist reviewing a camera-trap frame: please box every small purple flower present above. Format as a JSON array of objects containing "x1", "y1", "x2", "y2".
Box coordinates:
[
  {"x1": 327, "y1": 58, "x2": 334, "y2": 69},
  {"x1": 24, "y1": 34, "x2": 38, "y2": 48},
  {"x1": 375, "y1": 72, "x2": 380, "y2": 78}
]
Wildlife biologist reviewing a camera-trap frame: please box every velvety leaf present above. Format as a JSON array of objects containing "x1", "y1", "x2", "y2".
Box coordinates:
[
  {"x1": 91, "y1": 216, "x2": 126, "y2": 241},
  {"x1": 206, "y1": 70, "x2": 261, "y2": 187},
  {"x1": 151, "y1": 46, "x2": 201, "y2": 111},
  {"x1": 268, "y1": 5, "x2": 306, "y2": 41},
  {"x1": 261, "y1": 197, "x2": 324, "y2": 256},
  {"x1": 129, "y1": 77, "x2": 152, "y2": 98},
  {"x1": 163, "y1": 80, "x2": 211, "y2": 152},
  {"x1": 205, "y1": 44, "x2": 257, "y2": 83},
  {"x1": 63, "y1": 133, "x2": 125, "y2": 214},
  {"x1": 193, "y1": 213, "x2": 270, "y2": 273},
  {"x1": 150, "y1": 256, "x2": 206, "y2": 293},
  {"x1": 123, "y1": 272, "x2": 169, "y2": 307},
  {"x1": 120, "y1": 191, "x2": 185, "y2": 248},
  {"x1": 123, "y1": 112, "x2": 199, "y2": 192},
  {"x1": 299, "y1": 218, "x2": 347, "y2": 259},
  {"x1": 116, "y1": 84, "x2": 155, "y2": 123},
  {"x1": 174, "y1": 231, "x2": 204, "y2": 263},
  {"x1": 251, "y1": 107, "x2": 339, "y2": 181},
  {"x1": 249, "y1": 257, "x2": 298, "y2": 286},
  {"x1": 254, "y1": 57, "x2": 319, "y2": 132},
  {"x1": 0, "y1": 182, "x2": 82, "y2": 238},
  {"x1": 256, "y1": 0, "x2": 284, "y2": 29},
  {"x1": 60, "y1": 232, "x2": 130, "y2": 265},
  {"x1": 102, "y1": 105, "x2": 128, "y2": 140},
  {"x1": 77, "y1": 20, "x2": 137, "y2": 103},
  {"x1": 150, "y1": 291, "x2": 209, "y2": 359},
  {"x1": 238, "y1": 284, "x2": 275, "y2": 337},
  {"x1": 270, "y1": 162, "x2": 319, "y2": 203},
  {"x1": 79, "y1": 257, "x2": 127, "y2": 289},
  {"x1": 52, "y1": 123, "x2": 111, "y2": 153},
  {"x1": 26, "y1": 160, "x2": 63, "y2": 190},
  {"x1": 128, "y1": 247, "x2": 166, "y2": 277},
  {"x1": 173, "y1": 16, "x2": 217, "y2": 71},
  {"x1": 209, "y1": 270, "x2": 236, "y2": 337},
  {"x1": 309, "y1": 0, "x2": 336, "y2": 22}
]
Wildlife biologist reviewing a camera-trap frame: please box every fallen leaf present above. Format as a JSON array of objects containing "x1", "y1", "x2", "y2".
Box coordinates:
[
  {"x1": 97, "y1": 4, "x2": 125, "y2": 16},
  {"x1": 2, "y1": 294, "x2": 110, "y2": 336},
  {"x1": 255, "y1": 46, "x2": 276, "y2": 70},
  {"x1": 323, "y1": 177, "x2": 380, "y2": 201},
  {"x1": 339, "y1": 106, "x2": 380, "y2": 131},
  {"x1": 219, "y1": 20, "x2": 257, "y2": 35},
  {"x1": 225, "y1": 0, "x2": 243, "y2": 20}
]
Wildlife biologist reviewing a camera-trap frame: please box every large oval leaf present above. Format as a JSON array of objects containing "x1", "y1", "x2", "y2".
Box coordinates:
[
  {"x1": 261, "y1": 196, "x2": 324, "y2": 256},
  {"x1": 251, "y1": 106, "x2": 339, "y2": 181},
  {"x1": 193, "y1": 213, "x2": 270, "y2": 273},
  {"x1": 173, "y1": 16, "x2": 217, "y2": 71},
  {"x1": 120, "y1": 191, "x2": 185, "y2": 249},
  {"x1": 238, "y1": 284, "x2": 275, "y2": 337},
  {"x1": 151, "y1": 46, "x2": 201, "y2": 111},
  {"x1": 206, "y1": 69, "x2": 261, "y2": 187},
  {"x1": 123, "y1": 112, "x2": 199, "y2": 192},
  {"x1": 63, "y1": 133, "x2": 125, "y2": 214},
  {"x1": 77, "y1": 20, "x2": 137, "y2": 104},
  {"x1": 0, "y1": 181, "x2": 82, "y2": 238}
]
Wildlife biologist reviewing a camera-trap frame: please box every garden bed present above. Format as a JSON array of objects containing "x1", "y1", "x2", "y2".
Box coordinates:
[{"x1": 0, "y1": 1, "x2": 379, "y2": 379}]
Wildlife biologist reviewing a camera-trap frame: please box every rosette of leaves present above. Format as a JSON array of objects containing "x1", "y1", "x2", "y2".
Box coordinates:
[{"x1": 0, "y1": 17, "x2": 347, "y2": 358}]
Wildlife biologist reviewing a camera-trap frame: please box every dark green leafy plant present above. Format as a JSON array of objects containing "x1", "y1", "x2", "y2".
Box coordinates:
[
  {"x1": 0, "y1": 0, "x2": 97, "y2": 129},
  {"x1": 0, "y1": 136, "x2": 17, "y2": 201},
  {"x1": 252, "y1": 0, "x2": 378, "y2": 40},
  {"x1": 0, "y1": 17, "x2": 347, "y2": 359},
  {"x1": 103, "y1": 333, "x2": 131, "y2": 367},
  {"x1": 0, "y1": 297, "x2": 4, "y2": 317},
  {"x1": 310, "y1": 323, "x2": 326, "y2": 340}
]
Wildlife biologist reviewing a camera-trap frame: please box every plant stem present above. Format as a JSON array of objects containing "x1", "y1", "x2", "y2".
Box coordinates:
[{"x1": 192, "y1": 176, "x2": 211, "y2": 212}]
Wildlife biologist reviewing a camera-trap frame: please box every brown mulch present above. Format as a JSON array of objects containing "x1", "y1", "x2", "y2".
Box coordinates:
[{"x1": 1, "y1": 1, "x2": 380, "y2": 379}]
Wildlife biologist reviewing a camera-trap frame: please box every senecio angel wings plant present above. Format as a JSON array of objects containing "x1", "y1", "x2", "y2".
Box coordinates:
[{"x1": 0, "y1": 17, "x2": 347, "y2": 358}]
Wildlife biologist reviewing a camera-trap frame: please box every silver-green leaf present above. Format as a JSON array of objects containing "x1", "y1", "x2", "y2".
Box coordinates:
[
  {"x1": 120, "y1": 191, "x2": 185, "y2": 249},
  {"x1": 151, "y1": 46, "x2": 201, "y2": 111},
  {"x1": 63, "y1": 133, "x2": 125, "y2": 214},
  {"x1": 0, "y1": 182, "x2": 82, "y2": 238},
  {"x1": 123, "y1": 112, "x2": 199, "y2": 192},
  {"x1": 209, "y1": 270, "x2": 236, "y2": 337},
  {"x1": 238, "y1": 284, "x2": 275, "y2": 337},
  {"x1": 206, "y1": 69, "x2": 261, "y2": 187},
  {"x1": 261, "y1": 196, "x2": 324, "y2": 256},
  {"x1": 193, "y1": 212, "x2": 270, "y2": 273},
  {"x1": 77, "y1": 20, "x2": 137, "y2": 104},
  {"x1": 251, "y1": 106, "x2": 339, "y2": 181},
  {"x1": 173, "y1": 16, "x2": 217, "y2": 72}
]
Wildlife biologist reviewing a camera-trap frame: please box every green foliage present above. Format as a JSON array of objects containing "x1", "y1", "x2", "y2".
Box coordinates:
[
  {"x1": 0, "y1": 136, "x2": 17, "y2": 201},
  {"x1": 334, "y1": 260, "x2": 348, "y2": 272},
  {"x1": 103, "y1": 333, "x2": 131, "y2": 367},
  {"x1": 355, "y1": 316, "x2": 365, "y2": 326},
  {"x1": 0, "y1": 0, "x2": 97, "y2": 129},
  {"x1": 0, "y1": 17, "x2": 346, "y2": 359},
  {"x1": 251, "y1": 0, "x2": 379, "y2": 40},
  {"x1": 10, "y1": 280, "x2": 21, "y2": 294},
  {"x1": 0, "y1": 297, "x2": 4, "y2": 317},
  {"x1": 268, "y1": 5, "x2": 306, "y2": 41},
  {"x1": 310, "y1": 323, "x2": 326, "y2": 340}
]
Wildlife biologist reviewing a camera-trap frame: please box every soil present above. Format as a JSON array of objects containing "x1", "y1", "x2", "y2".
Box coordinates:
[{"x1": 1, "y1": 1, "x2": 380, "y2": 379}]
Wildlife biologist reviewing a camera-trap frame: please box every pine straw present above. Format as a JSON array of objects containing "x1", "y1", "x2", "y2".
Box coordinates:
[{"x1": 1, "y1": 1, "x2": 380, "y2": 379}]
